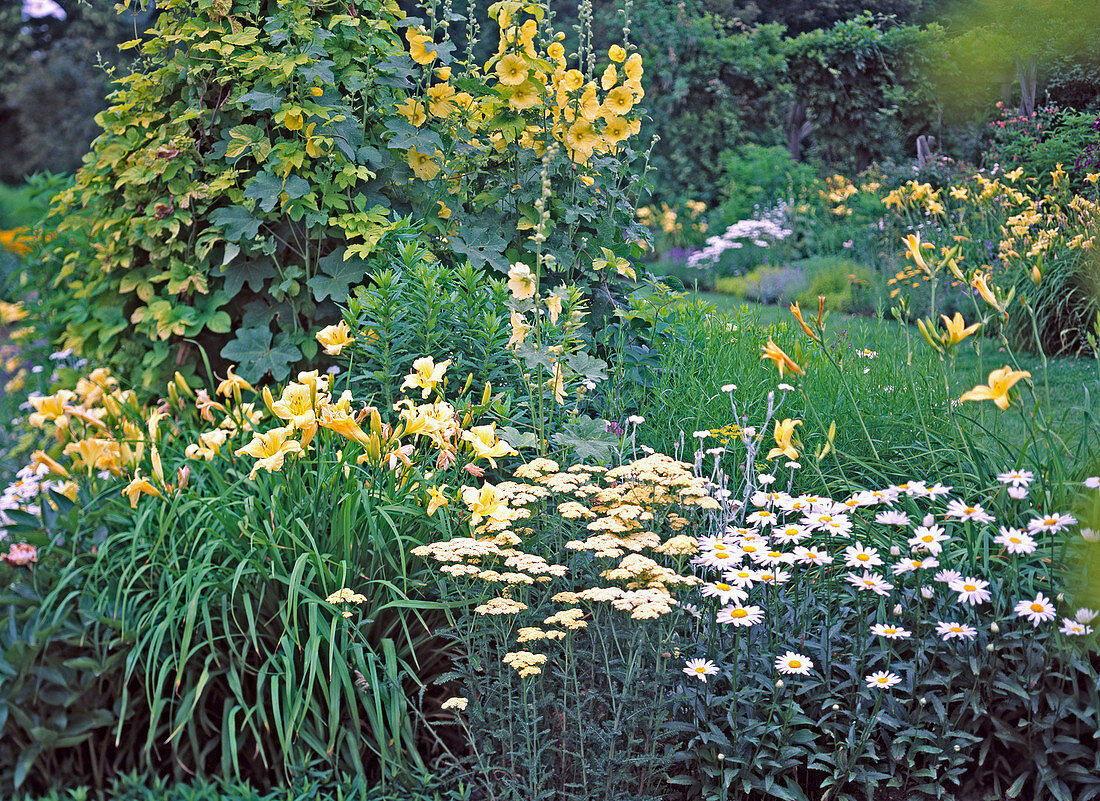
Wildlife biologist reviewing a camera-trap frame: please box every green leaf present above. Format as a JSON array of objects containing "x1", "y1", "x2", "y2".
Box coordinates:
[
  {"x1": 551, "y1": 415, "x2": 618, "y2": 463},
  {"x1": 237, "y1": 90, "x2": 281, "y2": 112},
  {"x1": 210, "y1": 206, "x2": 262, "y2": 242},
  {"x1": 307, "y1": 248, "x2": 369, "y2": 302},
  {"x1": 221, "y1": 259, "x2": 277, "y2": 298},
  {"x1": 220, "y1": 327, "x2": 303, "y2": 383},
  {"x1": 448, "y1": 225, "x2": 510, "y2": 271},
  {"x1": 244, "y1": 171, "x2": 285, "y2": 213}
]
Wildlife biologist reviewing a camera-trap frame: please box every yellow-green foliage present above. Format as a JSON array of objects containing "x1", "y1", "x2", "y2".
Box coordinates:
[{"x1": 31, "y1": 0, "x2": 649, "y2": 387}]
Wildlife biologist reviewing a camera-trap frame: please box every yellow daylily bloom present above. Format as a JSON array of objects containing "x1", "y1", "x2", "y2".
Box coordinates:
[
  {"x1": 235, "y1": 427, "x2": 303, "y2": 479},
  {"x1": 426, "y1": 484, "x2": 449, "y2": 517},
  {"x1": 761, "y1": 339, "x2": 804, "y2": 378},
  {"x1": 316, "y1": 321, "x2": 354, "y2": 356},
  {"x1": 766, "y1": 418, "x2": 801, "y2": 461},
  {"x1": 940, "y1": 312, "x2": 981, "y2": 347},
  {"x1": 28, "y1": 390, "x2": 75, "y2": 428},
  {"x1": 63, "y1": 437, "x2": 123, "y2": 475},
  {"x1": 789, "y1": 301, "x2": 819, "y2": 341},
  {"x1": 903, "y1": 233, "x2": 934, "y2": 275},
  {"x1": 463, "y1": 424, "x2": 518, "y2": 468},
  {"x1": 271, "y1": 383, "x2": 320, "y2": 430},
  {"x1": 30, "y1": 450, "x2": 69, "y2": 479},
  {"x1": 123, "y1": 471, "x2": 163, "y2": 508},
  {"x1": 319, "y1": 405, "x2": 372, "y2": 447},
  {"x1": 400, "y1": 356, "x2": 451, "y2": 399},
  {"x1": 216, "y1": 365, "x2": 254, "y2": 398},
  {"x1": 959, "y1": 366, "x2": 1031, "y2": 411},
  {"x1": 461, "y1": 483, "x2": 517, "y2": 528},
  {"x1": 547, "y1": 362, "x2": 566, "y2": 404},
  {"x1": 971, "y1": 270, "x2": 1005, "y2": 315}
]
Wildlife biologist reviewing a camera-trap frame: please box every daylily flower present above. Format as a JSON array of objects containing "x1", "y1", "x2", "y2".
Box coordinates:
[
  {"x1": 766, "y1": 418, "x2": 801, "y2": 461},
  {"x1": 316, "y1": 321, "x2": 354, "y2": 356},
  {"x1": 462, "y1": 424, "x2": 518, "y2": 467},
  {"x1": 235, "y1": 427, "x2": 303, "y2": 479},
  {"x1": 215, "y1": 365, "x2": 254, "y2": 398},
  {"x1": 959, "y1": 366, "x2": 1030, "y2": 410},
  {"x1": 903, "y1": 233, "x2": 934, "y2": 274},
  {"x1": 761, "y1": 339, "x2": 804, "y2": 378},
  {"x1": 123, "y1": 471, "x2": 163, "y2": 507},
  {"x1": 940, "y1": 312, "x2": 980, "y2": 347},
  {"x1": 400, "y1": 356, "x2": 451, "y2": 399}
]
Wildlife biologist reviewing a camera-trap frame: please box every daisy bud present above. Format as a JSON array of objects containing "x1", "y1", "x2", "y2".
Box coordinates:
[
  {"x1": 921, "y1": 587, "x2": 935, "y2": 599},
  {"x1": 717, "y1": 753, "x2": 725, "y2": 762},
  {"x1": 985, "y1": 643, "x2": 994, "y2": 652},
  {"x1": 893, "y1": 604, "x2": 903, "y2": 616},
  {"x1": 1082, "y1": 528, "x2": 1100, "y2": 543},
  {"x1": 890, "y1": 546, "x2": 900, "y2": 556},
  {"x1": 775, "y1": 680, "x2": 784, "y2": 688},
  {"x1": 954, "y1": 745, "x2": 961, "y2": 752},
  {"x1": 919, "y1": 697, "x2": 927, "y2": 706},
  {"x1": 832, "y1": 704, "x2": 840, "y2": 711},
  {"x1": 989, "y1": 622, "x2": 1000, "y2": 634},
  {"x1": 923, "y1": 514, "x2": 935, "y2": 527},
  {"x1": 1057, "y1": 593, "x2": 1065, "y2": 602}
]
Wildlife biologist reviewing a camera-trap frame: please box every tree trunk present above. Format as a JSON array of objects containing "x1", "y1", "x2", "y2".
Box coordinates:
[
  {"x1": 1017, "y1": 54, "x2": 1037, "y2": 116},
  {"x1": 785, "y1": 102, "x2": 812, "y2": 162}
]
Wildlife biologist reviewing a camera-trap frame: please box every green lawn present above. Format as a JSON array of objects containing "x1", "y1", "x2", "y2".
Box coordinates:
[{"x1": 693, "y1": 291, "x2": 1100, "y2": 464}]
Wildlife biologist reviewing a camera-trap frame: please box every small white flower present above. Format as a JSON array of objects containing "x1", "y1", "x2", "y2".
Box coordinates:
[
  {"x1": 777, "y1": 382, "x2": 794, "y2": 392},
  {"x1": 865, "y1": 670, "x2": 901, "y2": 689},
  {"x1": 1027, "y1": 512, "x2": 1076, "y2": 534},
  {"x1": 757, "y1": 473, "x2": 777, "y2": 485},
  {"x1": 775, "y1": 651, "x2": 814, "y2": 675},
  {"x1": 1082, "y1": 528, "x2": 1099, "y2": 543},
  {"x1": 721, "y1": 383, "x2": 736, "y2": 393},
  {"x1": 875, "y1": 510, "x2": 910, "y2": 526},
  {"x1": 627, "y1": 415, "x2": 645, "y2": 425},
  {"x1": 683, "y1": 658, "x2": 719, "y2": 682},
  {"x1": 1007, "y1": 486, "x2": 1028, "y2": 499},
  {"x1": 870, "y1": 623, "x2": 911, "y2": 640},
  {"x1": 1059, "y1": 618, "x2": 1092, "y2": 636},
  {"x1": 950, "y1": 577, "x2": 991, "y2": 606},
  {"x1": 1075, "y1": 608, "x2": 1098, "y2": 624},
  {"x1": 1014, "y1": 592, "x2": 1056, "y2": 627},
  {"x1": 1084, "y1": 476, "x2": 1100, "y2": 489},
  {"x1": 945, "y1": 499, "x2": 996, "y2": 524},
  {"x1": 996, "y1": 469, "x2": 1034, "y2": 488},
  {"x1": 936, "y1": 621, "x2": 977, "y2": 641}
]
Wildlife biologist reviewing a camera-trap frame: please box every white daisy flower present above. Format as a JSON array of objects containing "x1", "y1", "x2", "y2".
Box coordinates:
[
  {"x1": 846, "y1": 572, "x2": 894, "y2": 596},
  {"x1": 683, "y1": 658, "x2": 719, "y2": 682},
  {"x1": 875, "y1": 510, "x2": 910, "y2": 526},
  {"x1": 870, "y1": 623, "x2": 912, "y2": 639},
  {"x1": 773, "y1": 524, "x2": 810, "y2": 544},
  {"x1": 843, "y1": 542, "x2": 883, "y2": 569},
  {"x1": 1075, "y1": 608, "x2": 1098, "y2": 624},
  {"x1": 775, "y1": 651, "x2": 814, "y2": 675},
  {"x1": 792, "y1": 546, "x2": 833, "y2": 565},
  {"x1": 752, "y1": 549, "x2": 796, "y2": 567},
  {"x1": 757, "y1": 473, "x2": 777, "y2": 485},
  {"x1": 1083, "y1": 476, "x2": 1099, "y2": 489},
  {"x1": 754, "y1": 568, "x2": 792, "y2": 585},
  {"x1": 1014, "y1": 592, "x2": 1056, "y2": 627},
  {"x1": 949, "y1": 576, "x2": 992, "y2": 606},
  {"x1": 865, "y1": 670, "x2": 902, "y2": 689},
  {"x1": 993, "y1": 527, "x2": 1037, "y2": 555},
  {"x1": 1006, "y1": 486, "x2": 1028, "y2": 499},
  {"x1": 935, "y1": 621, "x2": 977, "y2": 641},
  {"x1": 1027, "y1": 512, "x2": 1076, "y2": 534},
  {"x1": 945, "y1": 499, "x2": 996, "y2": 524},
  {"x1": 934, "y1": 568, "x2": 963, "y2": 585},
  {"x1": 700, "y1": 581, "x2": 749, "y2": 605},
  {"x1": 1059, "y1": 618, "x2": 1092, "y2": 636},
  {"x1": 909, "y1": 525, "x2": 949, "y2": 555},
  {"x1": 996, "y1": 469, "x2": 1034, "y2": 487},
  {"x1": 717, "y1": 604, "x2": 764, "y2": 627}
]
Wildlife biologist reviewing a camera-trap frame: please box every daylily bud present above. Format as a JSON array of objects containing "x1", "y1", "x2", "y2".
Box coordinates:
[{"x1": 177, "y1": 465, "x2": 190, "y2": 490}]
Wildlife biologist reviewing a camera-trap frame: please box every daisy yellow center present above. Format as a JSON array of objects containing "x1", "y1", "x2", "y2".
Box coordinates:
[
  {"x1": 965, "y1": 507, "x2": 976, "y2": 514},
  {"x1": 876, "y1": 677, "x2": 889, "y2": 684},
  {"x1": 715, "y1": 552, "x2": 731, "y2": 559},
  {"x1": 760, "y1": 574, "x2": 774, "y2": 581},
  {"x1": 768, "y1": 551, "x2": 782, "y2": 558},
  {"x1": 921, "y1": 535, "x2": 933, "y2": 542},
  {"x1": 857, "y1": 554, "x2": 870, "y2": 561},
  {"x1": 1030, "y1": 603, "x2": 1044, "y2": 612},
  {"x1": 730, "y1": 609, "x2": 748, "y2": 618},
  {"x1": 743, "y1": 545, "x2": 757, "y2": 553},
  {"x1": 788, "y1": 659, "x2": 802, "y2": 668},
  {"x1": 950, "y1": 626, "x2": 963, "y2": 632},
  {"x1": 1045, "y1": 518, "x2": 1056, "y2": 525},
  {"x1": 963, "y1": 584, "x2": 977, "y2": 592},
  {"x1": 1010, "y1": 537, "x2": 1021, "y2": 543},
  {"x1": 716, "y1": 583, "x2": 731, "y2": 591},
  {"x1": 695, "y1": 667, "x2": 707, "y2": 673},
  {"x1": 863, "y1": 580, "x2": 875, "y2": 586},
  {"x1": 884, "y1": 628, "x2": 897, "y2": 634}
]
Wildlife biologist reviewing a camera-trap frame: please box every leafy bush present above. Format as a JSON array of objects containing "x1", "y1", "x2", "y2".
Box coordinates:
[
  {"x1": 714, "y1": 145, "x2": 819, "y2": 226},
  {"x1": 28, "y1": 0, "x2": 648, "y2": 388},
  {"x1": 986, "y1": 105, "x2": 1098, "y2": 192},
  {"x1": 714, "y1": 265, "x2": 809, "y2": 305},
  {"x1": 794, "y1": 257, "x2": 878, "y2": 315}
]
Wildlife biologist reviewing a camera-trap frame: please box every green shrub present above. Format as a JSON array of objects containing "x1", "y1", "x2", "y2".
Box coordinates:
[
  {"x1": 714, "y1": 145, "x2": 819, "y2": 227},
  {"x1": 714, "y1": 265, "x2": 809, "y2": 305},
  {"x1": 28, "y1": 0, "x2": 648, "y2": 389},
  {"x1": 794, "y1": 257, "x2": 878, "y2": 315}
]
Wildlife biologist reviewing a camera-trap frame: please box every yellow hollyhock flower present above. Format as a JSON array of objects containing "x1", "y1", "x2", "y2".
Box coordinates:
[
  {"x1": 761, "y1": 339, "x2": 804, "y2": 378},
  {"x1": 316, "y1": 320, "x2": 354, "y2": 356},
  {"x1": 766, "y1": 419, "x2": 801, "y2": 461},
  {"x1": 401, "y1": 356, "x2": 451, "y2": 399},
  {"x1": 396, "y1": 97, "x2": 427, "y2": 127},
  {"x1": 407, "y1": 147, "x2": 442, "y2": 180},
  {"x1": 507, "y1": 263, "x2": 537, "y2": 300},
  {"x1": 508, "y1": 310, "x2": 532, "y2": 348},
  {"x1": 496, "y1": 53, "x2": 529, "y2": 86},
  {"x1": 940, "y1": 312, "x2": 980, "y2": 347},
  {"x1": 235, "y1": 427, "x2": 303, "y2": 479},
  {"x1": 547, "y1": 362, "x2": 566, "y2": 404},
  {"x1": 959, "y1": 366, "x2": 1031, "y2": 411},
  {"x1": 508, "y1": 80, "x2": 539, "y2": 110},
  {"x1": 406, "y1": 28, "x2": 438, "y2": 65},
  {"x1": 608, "y1": 44, "x2": 626, "y2": 63},
  {"x1": 544, "y1": 293, "x2": 563, "y2": 324},
  {"x1": 624, "y1": 52, "x2": 643, "y2": 81},
  {"x1": 601, "y1": 63, "x2": 617, "y2": 90}
]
